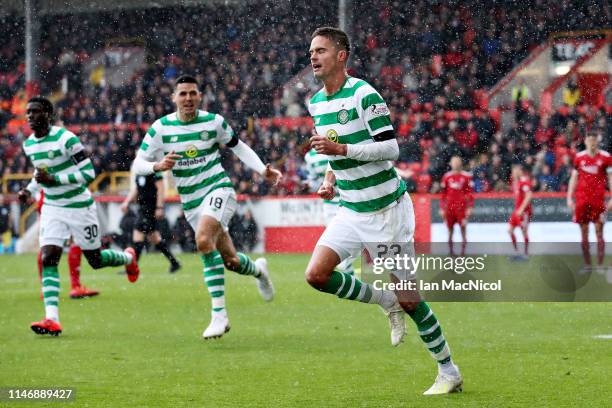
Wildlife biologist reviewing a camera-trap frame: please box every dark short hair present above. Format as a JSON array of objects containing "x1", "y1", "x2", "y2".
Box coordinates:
[
  {"x1": 585, "y1": 131, "x2": 598, "y2": 138},
  {"x1": 28, "y1": 96, "x2": 53, "y2": 115},
  {"x1": 175, "y1": 75, "x2": 199, "y2": 87},
  {"x1": 312, "y1": 26, "x2": 350, "y2": 56}
]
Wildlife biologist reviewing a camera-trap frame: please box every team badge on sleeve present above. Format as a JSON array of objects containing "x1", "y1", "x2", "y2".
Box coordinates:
[
  {"x1": 200, "y1": 131, "x2": 209, "y2": 140},
  {"x1": 370, "y1": 104, "x2": 390, "y2": 117}
]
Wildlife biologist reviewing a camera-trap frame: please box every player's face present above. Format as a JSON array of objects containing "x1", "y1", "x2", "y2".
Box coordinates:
[
  {"x1": 450, "y1": 157, "x2": 462, "y2": 171},
  {"x1": 173, "y1": 83, "x2": 201, "y2": 116},
  {"x1": 512, "y1": 166, "x2": 522, "y2": 179},
  {"x1": 309, "y1": 36, "x2": 345, "y2": 80},
  {"x1": 585, "y1": 135, "x2": 597, "y2": 151},
  {"x1": 26, "y1": 102, "x2": 49, "y2": 131}
]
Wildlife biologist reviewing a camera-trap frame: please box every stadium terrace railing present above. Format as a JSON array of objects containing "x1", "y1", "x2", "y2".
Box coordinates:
[{"x1": 87, "y1": 171, "x2": 131, "y2": 195}]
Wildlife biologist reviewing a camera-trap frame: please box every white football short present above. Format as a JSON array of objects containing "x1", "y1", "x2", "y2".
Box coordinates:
[
  {"x1": 39, "y1": 203, "x2": 101, "y2": 250},
  {"x1": 322, "y1": 201, "x2": 340, "y2": 224},
  {"x1": 323, "y1": 200, "x2": 354, "y2": 273},
  {"x1": 317, "y1": 192, "x2": 415, "y2": 276},
  {"x1": 185, "y1": 188, "x2": 237, "y2": 233}
]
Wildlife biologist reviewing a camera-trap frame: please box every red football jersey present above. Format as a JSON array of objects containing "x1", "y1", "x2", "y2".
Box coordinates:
[
  {"x1": 441, "y1": 171, "x2": 474, "y2": 210},
  {"x1": 573, "y1": 150, "x2": 611, "y2": 201},
  {"x1": 513, "y1": 176, "x2": 532, "y2": 213}
]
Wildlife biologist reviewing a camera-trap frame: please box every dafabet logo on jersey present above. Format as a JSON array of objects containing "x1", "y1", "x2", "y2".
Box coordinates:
[
  {"x1": 185, "y1": 144, "x2": 198, "y2": 158},
  {"x1": 326, "y1": 129, "x2": 338, "y2": 143}
]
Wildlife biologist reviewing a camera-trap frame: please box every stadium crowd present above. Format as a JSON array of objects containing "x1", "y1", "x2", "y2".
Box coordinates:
[{"x1": 0, "y1": 0, "x2": 610, "y2": 198}]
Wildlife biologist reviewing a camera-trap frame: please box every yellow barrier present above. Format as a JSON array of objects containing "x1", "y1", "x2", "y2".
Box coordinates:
[
  {"x1": 1, "y1": 173, "x2": 32, "y2": 194},
  {"x1": 88, "y1": 171, "x2": 131, "y2": 193}
]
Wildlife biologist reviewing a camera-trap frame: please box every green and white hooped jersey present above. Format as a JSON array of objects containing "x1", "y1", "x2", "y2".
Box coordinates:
[
  {"x1": 139, "y1": 110, "x2": 235, "y2": 212},
  {"x1": 304, "y1": 148, "x2": 339, "y2": 205},
  {"x1": 308, "y1": 76, "x2": 406, "y2": 213},
  {"x1": 23, "y1": 126, "x2": 95, "y2": 208}
]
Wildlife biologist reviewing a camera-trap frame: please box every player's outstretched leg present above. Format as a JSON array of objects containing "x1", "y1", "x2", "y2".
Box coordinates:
[
  {"x1": 37, "y1": 249, "x2": 43, "y2": 299},
  {"x1": 460, "y1": 224, "x2": 467, "y2": 256},
  {"x1": 401, "y1": 301, "x2": 462, "y2": 395},
  {"x1": 201, "y1": 250, "x2": 230, "y2": 339},
  {"x1": 83, "y1": 248, "x2": 140, "y2": 282},
  {"x1": 196, "y1": 214, "x2": 274, "y2": 339},
  {"x1": 579, "y1": 223, "x2": 592, "y2": 272},
  {"x1": 335, "y1": 256, "x2": 355, "y2": 276},
  {"x1": 31, "y1": 245, "x2": 63, "y2": 336},
  {"x1": 509, "y1": 226, "x2": 518, "y2": 252},
  {"x1": 595, "y1": 221, "x2": 605, "y2": 271},
  {"x1": 68, "y1": 243, "x2": 82, "y2": 289},
  {"x1": 447, "y1": 225, "x2": 454, "y2": 256},
  {"x1": 306, "y1": 245, "x2": 406, "y2": 346},
  {"x1": 148, "y1": 230, "x2": 181, "y2": 273},
  {"x1": 157, "y1": 240, "x2": 181, "y2": 273},
  {"x1": 68, "y1": 244, "x2": 99, "y2": 299},
  {"x1": 216, "y1": 230, "x2": 274, "y2": 302}
]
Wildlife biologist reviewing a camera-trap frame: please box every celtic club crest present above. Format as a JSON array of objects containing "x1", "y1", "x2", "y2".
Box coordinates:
[{"x1": 337, "y1": 109, "x2": 350, "y2": 125}]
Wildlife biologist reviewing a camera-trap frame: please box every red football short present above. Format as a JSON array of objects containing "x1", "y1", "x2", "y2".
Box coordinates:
[
  {"x1": 445, "y1": 207, "x2": 466, "y2": 228},
  {"x1": 509, "y1": 210, "x2": 531, "y2": 228},
  {"x1": 573, "y1": 199, "x2": 606, "y2": 224}
]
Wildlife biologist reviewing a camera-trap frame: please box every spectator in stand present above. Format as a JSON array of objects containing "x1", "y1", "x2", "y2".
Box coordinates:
[
  {"x1": 489, "y1": 154, "x2": 511, "y2": 191},
  {"x1": 398, "y1": 134, "x2": 422, "y2": 163},
  {"x1": 472, "y1": 167, "x2": 490, "y2": 193},
  {"x1": 555, "y1": 154, "x2": 573, "y2": 191},
  {"x1": 453, "y1": 120, "x2": 478, "y2": 156},
  {"x1": 511, "y1": 79, "x2": 531, "y2": 124},
  {"x1": 535, "y1": 116, "x2": 556, "y2": 147},
  {"x1": 536, "y1": 164, "x2": 558, "y2": 192},
  {"x1": 563, "y1": 76, "x2": 581, "y2": 107}
]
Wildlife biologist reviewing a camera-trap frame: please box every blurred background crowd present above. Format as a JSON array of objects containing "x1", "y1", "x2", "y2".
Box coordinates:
[{"x1": 0, "y1": 0, "x2": 610, "y2": 200}]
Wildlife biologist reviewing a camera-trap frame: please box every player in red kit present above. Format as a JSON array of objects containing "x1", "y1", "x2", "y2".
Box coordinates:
[
  {"x1": 508, "y1": 164, "x2": 532, "y2": 260},
  {"x1": 35, "y1": 191, "x2": 99, "y2": 298},
  {"x1": 440, "y1": 156, "x2": 474, "y2": 256},
  {"x1": 567, "y1": 132, "x2": 612, "y2": 272}
]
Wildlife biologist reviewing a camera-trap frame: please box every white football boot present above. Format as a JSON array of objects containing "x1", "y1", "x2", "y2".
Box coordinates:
[
  {"x1": 202, "y1": 312, "x2": 231, "y2": 339},
  {"x1": 380, "y1": 292, "x2": 407, "y2": 347},
  {"x1": 254, "y1": 258, "x2": 275, "y2": 302},
  {"x1": 423, "y1": 367, "x2": 463, "y2": 395}
]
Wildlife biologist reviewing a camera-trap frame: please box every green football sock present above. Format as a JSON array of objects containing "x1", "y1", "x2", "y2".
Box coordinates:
[
  {"x1": 408, "y1": 301, "x2": 452, "y2": 365},
  {"x1": 234, "y1": 253, "x2": 261, "y2": 278},
  {"x1": 202, "y1": 251, "x2": 225, "y2": 313},
  {"x1": 100, "y1": 249, "x2": 130, "y2": 267},
  {"x1": 321, "y1": 270, "x2": 384, "y2": 305},
  {"x1": 41, "y1": 265, "x2": 60, "y2": 322}
]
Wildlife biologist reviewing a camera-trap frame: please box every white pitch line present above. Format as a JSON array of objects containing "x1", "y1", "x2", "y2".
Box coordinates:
[{"x1": 593, "y1": 335, "x2": 612, "y2": 339}]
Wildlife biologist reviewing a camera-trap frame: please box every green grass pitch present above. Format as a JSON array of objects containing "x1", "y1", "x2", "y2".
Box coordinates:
[{"x1": 1, "y1": 253, "x2": 611, "y2": 407}]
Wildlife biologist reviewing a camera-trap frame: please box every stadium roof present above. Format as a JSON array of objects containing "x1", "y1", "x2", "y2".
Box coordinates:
[{"x1": 0, "y1": 0, "x2": 249, "y2": 16}]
